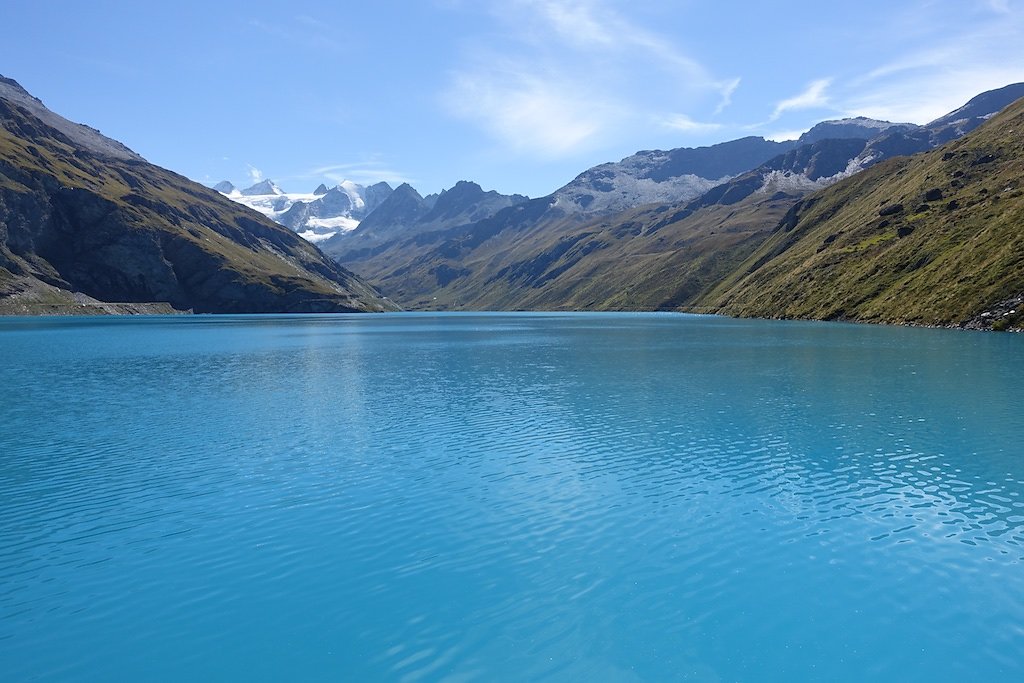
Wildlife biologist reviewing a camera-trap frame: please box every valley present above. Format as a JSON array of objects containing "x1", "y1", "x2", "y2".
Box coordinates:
[{"x1": 2, "y1": 73, "x2": 1022, "y2": 330}]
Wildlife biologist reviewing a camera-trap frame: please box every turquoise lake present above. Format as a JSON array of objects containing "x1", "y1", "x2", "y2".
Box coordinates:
[{"x1": 1, "y1": 312, "x2": 1023, "y2": 681}]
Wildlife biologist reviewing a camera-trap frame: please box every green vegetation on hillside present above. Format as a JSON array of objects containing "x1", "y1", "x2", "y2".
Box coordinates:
[
  {"x1": 698, "y1": 99, "x2": 1024, "y2": 330},
  {"x1": 0, "y1": 98, "x2": 392, "y2": 314},
  {"x1": 337, "y1": 95, "x2": 1023, "y2": 331},
  {"x1": 335, "y1": 190, "x2": 797, "y2": 313}
]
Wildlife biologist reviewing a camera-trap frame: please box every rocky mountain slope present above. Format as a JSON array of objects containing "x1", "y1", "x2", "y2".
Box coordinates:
[
  {"x1": 552, "y1": 136, "x2": 795, "y2": 215},
  {"x1": 697, "y1": 96, "x2": 1024, "y2": 330},
  {"x1": 0, "y1": 77, "x2": 393, "y2": 314},
  {"x1": 329, "y1": 84, "x2": 1022, "y2": 330},
  {"x1": 321, "y1": 180, "x2": 529, "y2": 262},
  {"x1": 216, "y1": 174, "x2": 527, "y2": 253},
  {"x1": 546, "y1": 119, "x2": 922, "y2": 216},
  {"x1": 320, "y1": 120, "x2": 908, "y2": 290},
  {"x1": 277, "y1": 181, "x2": 394, "y2": 241},
  {"x1": 215, "y1": 179, "x2": 395, "y2": 243},
  {"x1": 245, "y1": 116, "x2": 930, "y2": 267},
  {"x1": 927, "y1": 82, "x2": 1024, "y2": 145}
]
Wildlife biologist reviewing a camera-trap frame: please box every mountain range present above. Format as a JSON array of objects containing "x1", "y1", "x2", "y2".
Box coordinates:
[
  {"x1": 0, "y1": 76, "x2": 392, "y2": 314},
  {"x1": 215, "y1": 173, "x2": 531, "y2": 253},
  {"x1": 222, "y1": 119, "x2": 913, "y2": 248},
  {"x1": 215, "y1": 178, "x2": 396, "y2": 243},
  {"x1": 241, "y1": 101, "x2": 1002, "y2": 256},
  {"x1": 308, "y1": 83, "x2": 1023, "y2": 329},
  {"x1": 2, "y1": 72, "x2": 1021, "y2": 329},
  {"x1": 701, "y1": 96, "x2": 1024, "y2": 330}
]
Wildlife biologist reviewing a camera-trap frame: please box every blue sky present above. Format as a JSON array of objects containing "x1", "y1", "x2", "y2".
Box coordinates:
[{"x1": 3, "y1": 0, "x2": 1023, "y2": 198}]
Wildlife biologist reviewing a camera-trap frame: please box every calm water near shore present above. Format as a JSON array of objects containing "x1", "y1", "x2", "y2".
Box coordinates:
[{"x1": 1, "y1": 312, "x2": 1023, "y2": 681}]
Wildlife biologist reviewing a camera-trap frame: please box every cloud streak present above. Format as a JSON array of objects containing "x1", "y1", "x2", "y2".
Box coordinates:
[
  {"x1": 511, "y1": 0, "x2": 721, "y2": 87},
  {"x1": 769, "y1": 79, "x2": 832, "y2": 122},
  {"x1": 303, "y1": 161, "x2": 415, "y2": 187},
  {"x1": 714, "y1": 78, "x2": 742, "y2": 116},
  {"x1": 442, "y1": 0, "x2": 739, "y2": 157},
  {"x1": 837, "y1": 7, "x2": 1024, "y2": 123},
  {"x1": 659, "y1": 114, "x2": 723, "y2": 134},
  {"x1": 444, "y1": 64, "x2": 615, "y2": 158}
]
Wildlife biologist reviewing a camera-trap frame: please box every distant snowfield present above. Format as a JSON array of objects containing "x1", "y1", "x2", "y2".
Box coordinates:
[
  {"x1": 297, "y1": 230, "x2": 337, "y2": 243},
  {"x1": 336, "y1": 180, "x2": 367, "y2": 212},
  {"x1": 299, "y1": 216, "x2": 361, "y2": 242},
  {"x1": 308, "y1": 215, "x2": 359, "y2": 231},
  {"x1": 226, "y1": 189, "x2": 322, "y2": 218},
  {"x1": 218, "y1": 181, "x2": 365, "y2": 243}
]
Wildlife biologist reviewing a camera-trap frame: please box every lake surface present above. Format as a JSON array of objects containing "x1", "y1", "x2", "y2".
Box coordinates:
[{"x1": 1, "y1": 312, "x2": 1023, "y2": 681}]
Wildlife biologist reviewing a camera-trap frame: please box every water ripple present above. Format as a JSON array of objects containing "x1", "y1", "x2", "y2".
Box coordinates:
[{"x1": 1, "y1": 313, "x2": 1023, "y2": 680}]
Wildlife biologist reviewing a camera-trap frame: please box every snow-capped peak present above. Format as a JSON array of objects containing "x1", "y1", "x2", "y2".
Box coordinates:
[
  {"x1": 338, "y1": 180, "x2": 367, "y2": 211},
  {"x1": 815, "y1": 116, "x2": 903, "y2": 129},
  {"x1": 240, "y1": 179, "x2": 284, "y2": 196},
  {"x1": 217, "y1": 176, "x2": 397, "y2": 244},
  {"x1": 797, "y1": 118, "x2": 919, "y2": 145}
]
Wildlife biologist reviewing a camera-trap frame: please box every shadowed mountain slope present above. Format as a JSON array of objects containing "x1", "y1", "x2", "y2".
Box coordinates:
[{"x1": 0, "y1": 77, "x2": 393, "y2": 314}]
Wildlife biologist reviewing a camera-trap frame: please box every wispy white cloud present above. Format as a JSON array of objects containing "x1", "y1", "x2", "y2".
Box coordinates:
[
  {"x1": 444, "y1": 65, "x2": 614, "y2": 157},
  {"x1": 843, "y1": 66, "x2": 1024, "y2": 123},
  {"x1": 714, "y1": 78, "x2": 741, "y2": 116},
  {"x1": 246, "y1": 165, "x2": 263, "y2": 184},
  {"x1": 840, "y1": 8, "x2": 1024, "y2": 123},
  {"x1": 769, "y1": 79, "x2": 832, "y2": 122},
  {"x1": 442, "y1": 0, "x2": 738, "y2": 157},
  {"x1": 510, "y1": 0, "x2": 720, "y2": 87},
  {"x1": 731, "y1": 4, "x2": 1024, "y2": 139},
  {"x1": 659, "y1": 114, "x2": 723, "y2": 134},
  {"x1": 854, "y1": 43, "x2": 966, "y2": 85},
  {"x1": 517, "y1": 0, "x2": 618, "y2": 49},
  {"x1": 302, "y1": 161, "x2": 415, "y2": 187}
]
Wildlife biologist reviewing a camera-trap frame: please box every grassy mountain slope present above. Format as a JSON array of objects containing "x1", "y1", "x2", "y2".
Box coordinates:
[
  {"x1": 0, "y1": 86, "x2": 392, "y2": 314},
  {"x1": 340, "y1": 137, "x2": 872, "y2": 311},
  {"x1": 333, "y1": 187, "x2": 796, "y2": 312},
  {"x1": 698, "y1": 98, "x2": 1024, "y2": 330},
  {"x1": 326, "y1": 86, "x2": 1022, "y2": 325},
  {"x1": 327, "y1": 138, "x2": 804, "y2": 308},
  {"x1": 456, "y1": 193, "x2": 796, "y2": 311}
]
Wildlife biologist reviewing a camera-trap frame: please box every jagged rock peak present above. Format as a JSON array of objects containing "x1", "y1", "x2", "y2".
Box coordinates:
[
  {"x1": 241, "y1": 179, "x2": 283, "y2": 196},
  {"x1": 314, "y1": 183, "x2": 329, "y2": 195},
  {"x1": 392, "y1": 182, "x2": 424, "y2": 200},
  {"x1": 797, "y1": 117, "x2": 918, "y2": 145},
  {"x1": 436, "y1": 180, "x2": 485, "y2": 202},
  {"x1": 213, "y1": 180, "x2": 236, "y2": 194}
]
